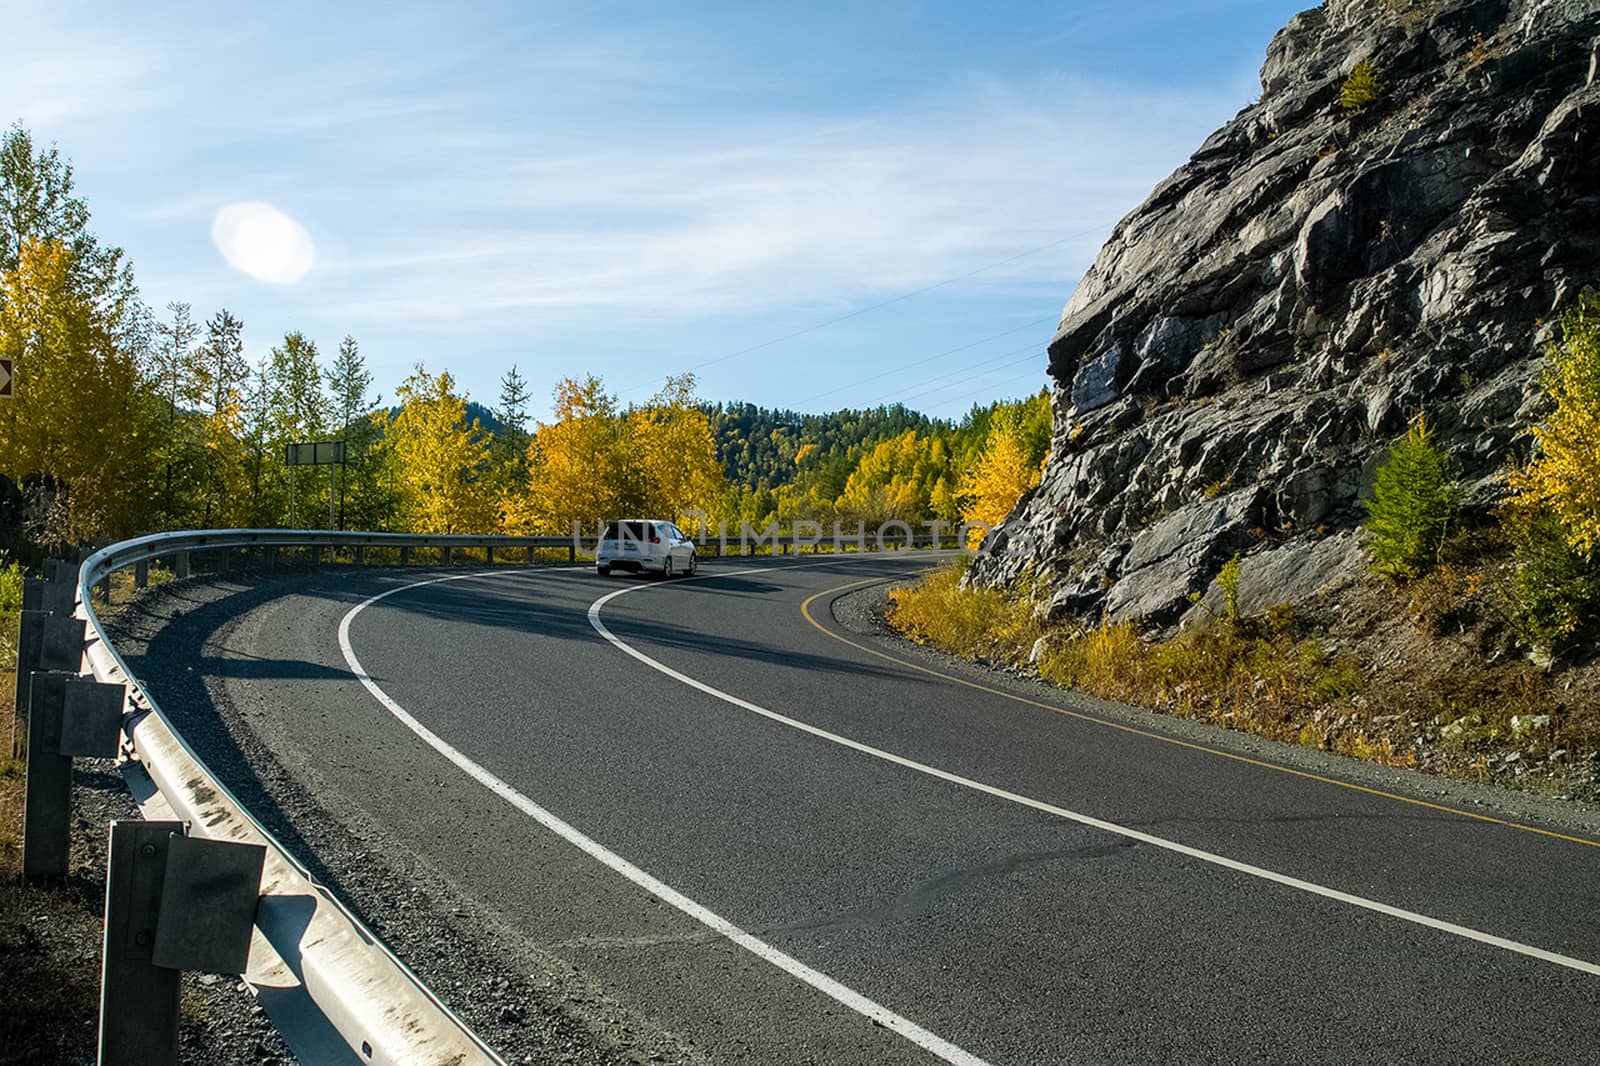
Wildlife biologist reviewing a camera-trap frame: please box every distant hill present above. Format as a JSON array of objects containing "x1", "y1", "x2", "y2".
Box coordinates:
[
  {"x1": 384, "y1": 400, "x2": 504, "y2": 436},
  {"x1": 464, "y1": 401, "x2": 502, "y2": 436}
]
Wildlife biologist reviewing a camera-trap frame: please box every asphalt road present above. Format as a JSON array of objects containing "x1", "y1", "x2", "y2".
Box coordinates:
[{"x1": 139, "y1": 557, "x2": 1600, "y2": 1064}]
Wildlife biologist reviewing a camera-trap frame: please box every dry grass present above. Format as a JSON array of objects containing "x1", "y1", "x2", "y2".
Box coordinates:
[
  {"x1": 0, "y1": 756, "x2": 21, "y2": 864},
  {"x1": 888, "y1": 561, "x2": 1600, "y2": 793},
  {"x1": 887, "y1": 560, "x2": 1045, "y2": 664},
  {"x1": 2, "y1": 703, "x2": 103, "y2": 1063},
  {"x1": 1033, "y1": 611, "x2": 1382, "y2": 763}
]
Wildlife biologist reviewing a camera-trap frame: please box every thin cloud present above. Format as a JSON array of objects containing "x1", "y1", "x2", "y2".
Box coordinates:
[
  {"x1": 319, "y1": 74, "x2": 1234, "y2": 323},
  {"x1": 0, "y1": 36, "x2": 160, "y2": 128}
]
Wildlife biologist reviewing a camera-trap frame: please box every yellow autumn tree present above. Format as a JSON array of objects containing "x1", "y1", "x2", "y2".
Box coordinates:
[
  {"x1": 195, "y1": 309, "x2": 251, "y2": 526},
  {"x1": 0, "y1": 238, "x2": 157, "y2": 542},
  {"x1": 1504, "y1": 295, "x2": 1600, "y2": 650},
  {"x1": 381, "y1": 364, "x2": 495, "y2": 534},
  {"x1": 836, "y1": 431, "x2": 957, "y2": 524},
  {"x1": 629, "y1": 374, "x2": 726, "y2": 528},
  {"x1": 517, "y1": 375, "x2": 641, "y2": 534},
  {"x1": 961, "y1": 415, "x2": 1045, "y2": 546},
  {"x1": 1509, "y1": 294, "x2": 1600, "y2": 554},
  {"x1": 517, "y1": 373, "x2": 726, "y2": 535}
]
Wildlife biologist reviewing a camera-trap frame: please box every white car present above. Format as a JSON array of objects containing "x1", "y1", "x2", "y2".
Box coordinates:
[{"x1": 595, "y1": 519, "x2": 698, "y2": 578}]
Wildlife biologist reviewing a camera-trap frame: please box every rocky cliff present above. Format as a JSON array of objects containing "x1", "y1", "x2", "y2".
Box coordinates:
[{"x1": 971, "y1": 0, "x2": 1600, "y2": 627}]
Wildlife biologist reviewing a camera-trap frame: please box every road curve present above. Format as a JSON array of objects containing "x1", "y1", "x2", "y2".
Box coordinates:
[{"x1": 143, "y1": 558, "x2": 1600, "y2": 1064}]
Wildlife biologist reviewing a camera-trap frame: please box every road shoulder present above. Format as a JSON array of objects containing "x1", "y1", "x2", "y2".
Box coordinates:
[{"x1": 827, "y1": 578, "x2": 1600, "y2": 843}]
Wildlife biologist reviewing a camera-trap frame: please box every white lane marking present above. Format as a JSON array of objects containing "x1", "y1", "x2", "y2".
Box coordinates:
[
  {"x1": 338, "y1": 567, "x2": 992, "y2": 1066},
  {"x1": 590, "y1": 580, "x2": 1600, "y2": 979}
]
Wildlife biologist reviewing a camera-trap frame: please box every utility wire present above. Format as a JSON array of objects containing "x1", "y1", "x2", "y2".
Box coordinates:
[
  {"x1": 787, "y1": 314, "x2": 1055, "y2": 410},
  {"x1": 894, "y1": 364, "x2": 1053, "y2": 414},
  {"x1": 855, "y1": 342, "x2": 1046, "y2": 411}
]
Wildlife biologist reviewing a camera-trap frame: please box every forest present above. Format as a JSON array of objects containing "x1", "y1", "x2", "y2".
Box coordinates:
[{"x1": 0, "y1": 124, "x2": 1051, "y2": 558}]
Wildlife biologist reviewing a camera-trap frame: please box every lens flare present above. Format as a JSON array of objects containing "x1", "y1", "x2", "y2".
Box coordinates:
[{"x1": 211, "y1": 201, "x2": 315, "y2": 284}]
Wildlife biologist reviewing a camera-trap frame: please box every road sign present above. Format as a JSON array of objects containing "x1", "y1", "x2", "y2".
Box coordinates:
[
  {"x1": 285, "y1": 440, "x2": 345, "y2": 466},
  {"x1": 0, "y1": 357, "x2": 12, "y2": 398},
  {"x1": 285, "y1": 439, "x2": 346, "y2": 528}
]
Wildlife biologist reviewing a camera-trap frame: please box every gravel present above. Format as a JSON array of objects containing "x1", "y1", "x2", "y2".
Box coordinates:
[{"x1": 0, "y1": 757, "x2": 294, "y2": 1066}]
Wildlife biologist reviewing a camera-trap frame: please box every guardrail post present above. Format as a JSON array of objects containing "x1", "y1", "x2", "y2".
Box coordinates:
[
  {"x1": 12, "y1": 612, "x2": 88, "y2": 758},
  {"x1": 485, "y1": 546, "x2": 494, "y2": 565},
  {"x1": 13, "y1": 610, "x2": 44, "y2": 757},
  {"x1": 443, "y1": 546, "x2": 453, "y2": 567},
  {"x1": 401, "y1": 546, "x2": 412, "y2": 566},
  {"x1": 173, "y1": 552, "x2": 190, "y2": 580},
  {"x1": 99, "y1": 819, "x2": 185, "y2": 1065},
  {"x1": 133, "y1": 559, "x2": 148, "y2": 589},
  {"x1": 23, "y1": 673, "x2": 124, "y2": 880},
  {"x1": 355, "y1": 545, "x2": 365, "y2": 566},
  {"x1": 22, "y1": 672, "x2": 73, "y2": 879},
  {"x1": 23, "y1": 572, "x2": 76, "y2": 614},
  {"x1": 99, "y1": 821, "x2": 266, "y2": 1066}
]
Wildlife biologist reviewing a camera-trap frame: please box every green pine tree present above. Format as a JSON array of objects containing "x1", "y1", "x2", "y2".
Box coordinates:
[
  {"x1": 1365, "y1": 414, "x2": 1458, "y2": 579},
  {"x1": 1341, "y1": 59, "x2": 1384, "y2": 112}
]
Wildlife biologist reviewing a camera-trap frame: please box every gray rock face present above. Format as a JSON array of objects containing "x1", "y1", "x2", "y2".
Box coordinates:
[
  {"x1": 1179, "y1": 530, "x2": 1367, "y2": 628},
  {"x1": 970, "y1": 0, "x2": 1600, "y2": 624}
]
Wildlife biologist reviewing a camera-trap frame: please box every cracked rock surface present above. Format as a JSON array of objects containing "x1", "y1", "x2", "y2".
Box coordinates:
[{"x1": 973, "y1": 0, "x2": 1600, "y2": 625}]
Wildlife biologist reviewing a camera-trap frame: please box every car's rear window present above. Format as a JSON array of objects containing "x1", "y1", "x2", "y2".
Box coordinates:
[{"x1": 602, "y1": 521, "x2": 651, "y2": 540}]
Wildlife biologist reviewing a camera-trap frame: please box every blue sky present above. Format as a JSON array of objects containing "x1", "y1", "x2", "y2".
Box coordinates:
[{"x1": 8, "y1": 0, "x2": 1307, "y2": 419}]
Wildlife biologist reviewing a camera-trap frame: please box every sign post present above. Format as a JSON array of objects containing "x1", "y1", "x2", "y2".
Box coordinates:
[{"x1": 284, "y1": 440, "x2": 346, "y2": 529}]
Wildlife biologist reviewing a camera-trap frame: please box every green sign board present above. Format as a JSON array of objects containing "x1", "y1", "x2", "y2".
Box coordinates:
[{"x1": 285, "y1": 441, "x2": 345, "y2": 466}]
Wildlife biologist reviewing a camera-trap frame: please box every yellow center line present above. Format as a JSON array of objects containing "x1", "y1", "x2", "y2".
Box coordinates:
[{"x1": 799, "y1": 575, "x2": 1600, "y2": 850}]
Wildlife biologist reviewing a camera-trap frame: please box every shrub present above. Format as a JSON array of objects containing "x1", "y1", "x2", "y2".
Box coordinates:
[
  {"x1": 1366, "y1": 414, "x2": 1459, "y2": 580},
  {"x1": 1341, "y1": 59, "x2": 1385, "y2": 111},
  {"x1": 1217, "y1": 553, "x2": 1243, "y2": 623},
  {"x1": 0, "y1": 555, "x2": 24, "y2": 616},
  {"x1": 1508, "y1": 509, "x2": 1600, "y2": 656}
]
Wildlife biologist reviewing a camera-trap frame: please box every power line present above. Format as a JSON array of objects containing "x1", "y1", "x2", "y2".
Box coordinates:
[
  {"x1": 788, "y1": 314, "x2": 1055, "y2": 411},
  {"x1": 616, "y1": 219, "x2": 1112, "y2": 398},
  {"x1": 898, "y1": 365, "x2": 1053, "y2": 414},
  {"x1": 856, "y1": 343, "x2": 1046, "y2": 411}
]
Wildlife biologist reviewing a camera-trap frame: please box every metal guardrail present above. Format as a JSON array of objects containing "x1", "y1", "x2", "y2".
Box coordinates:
[
  {"x1": 75, "y1": 531, "x2": 539, "y2": 1065},
  {"x1": 82, "y1": 526, "x2": 957, "y2": 574},
  {"x1": 72, "y1": 526, "x2": 954, "y2": 1064}
]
